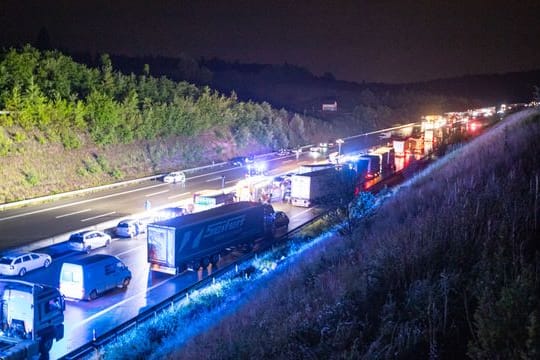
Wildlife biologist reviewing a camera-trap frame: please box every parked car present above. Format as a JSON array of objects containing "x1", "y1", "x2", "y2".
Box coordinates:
[
  {"x1": 116, "y1": 218, "x2": 146, "y2": 238},
  {"x1": 67, "y1": 230, "x2": 112, "y2": 253},
  {"x1": 163, "y1": 171, "x2": 186, "y2": 184},
  {"x1": 0, "y1": 252, "x2": 52, "y2": 276}
]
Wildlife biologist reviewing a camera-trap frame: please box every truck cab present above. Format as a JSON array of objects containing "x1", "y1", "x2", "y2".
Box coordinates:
[{"x1": 0, "y1": 280, "x2": 65, "y2": 358}]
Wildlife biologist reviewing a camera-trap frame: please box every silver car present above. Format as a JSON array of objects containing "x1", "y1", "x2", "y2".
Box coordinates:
[
  {"x1": 163, "y1": 171, "x2": 186, "y2": 184},
  {"x1": 116, "y1": 218, "x2": 146, "y2": 238},
  {"x1": 0, "y1": 252, "x2": 52, "y2": 276},
  {"x1": 68, "y1": 230, "x2": 112, "y2": 253}
]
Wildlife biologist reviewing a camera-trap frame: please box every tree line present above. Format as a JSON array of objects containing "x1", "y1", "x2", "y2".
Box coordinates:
[{"x1": 0, "y1": 45, "x2": 308, "y2": 155}]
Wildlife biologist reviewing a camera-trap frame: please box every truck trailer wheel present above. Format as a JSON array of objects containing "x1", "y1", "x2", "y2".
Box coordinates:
[
  {"x1": 40, "y1": 336, "x2": 54, "y2": 354},
  {"x1": 89, "y1": 290, "x2": 98, "y2": 301},
  {"x1": 210, "y1": 254, "x2": 220, "y2": 266},
  {"x1": 200, "y1": 257, "x2": 210, "y2": 268},
  {"x1": 122, "y1": 277, "x2": 131, "y2": 288}
]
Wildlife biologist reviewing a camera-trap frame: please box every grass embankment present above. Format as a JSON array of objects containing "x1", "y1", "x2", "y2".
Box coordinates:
[{"x1": 98, "y1": 110, "x2": 540, "y2": 359}]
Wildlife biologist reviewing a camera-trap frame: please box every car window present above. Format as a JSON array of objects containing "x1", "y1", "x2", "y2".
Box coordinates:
[
  {"x1": 105, "y1": 263, "x2": 116, "y2": 275},
  {"x1": 22, "y1": 255, "x2": 32, "y2": 262},
  {"x1": 31, "y1": 254, "x2": 39, "y2": 260},
  {"x1": 0, "y1": 258, "x2": 13, "y2": 265},
  {"x1": 14, "y1": 258, "x2": 22, "y2": 264},
  {"x1": 69, "y1": 234, "x2": 84, "y2": 242},
  {"x1": 61, "y1": 270, "x2": 81, "y2": 283}
]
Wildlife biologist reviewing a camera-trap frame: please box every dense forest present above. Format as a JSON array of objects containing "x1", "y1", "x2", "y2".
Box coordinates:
[
  {"x1": 0, "y1": 45, "x2": 308, "y2": 153},
  {"x1": 0, "y1": 46, "x2": 318, "y2": 202}
]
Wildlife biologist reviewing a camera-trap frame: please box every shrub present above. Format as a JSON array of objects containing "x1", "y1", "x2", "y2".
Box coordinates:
[
  {"x1": 0, "y1": 128, "x2": 12, "y2": 155},
  {"x1": 23, "y1": 170, "x2": 39, "y2": 186}
]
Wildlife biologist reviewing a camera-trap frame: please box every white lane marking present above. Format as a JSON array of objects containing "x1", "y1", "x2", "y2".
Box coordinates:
[
  {"x1": 116, "y1": 244, "x2": 146, "y2": 256},
  {"x1": 225, "y1": 179, "x2": 238, "y2": 184},
  {"x1": 167, "y1": 191, "x2": 191, "y2": 200},
  {"x1": 0, "y1": 183, "x2": 166, "y2": 222},
  {"x1": 205, "y1": 176, "x2": 223, "y2": 182},
  {"x1": 55, "y1": 209, "x2": 92, "y2": 219},
  {"x1": 75, "y1": 269, "x2": 177, "y2": 327},
  {"x1": 290, "y1": 208, "x2": 313, "y2": 219},
  {"x1": 145, "y1": 190, "x2": 170, "y2": 197},
  {"x1": 81, "y1": 211, "x2": 116, "y2": 222}
]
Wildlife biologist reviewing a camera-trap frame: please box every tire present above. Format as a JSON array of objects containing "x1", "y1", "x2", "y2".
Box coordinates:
[
  {"x1": 39, "y1": 336, "x2": 54, "y2": 354},
  {"x1": 105, "y1": 239, "x2": 111, "y2": 247},
  {"x1": 85, "y1": 246, "x2": 92, "y2": 254},
  {"x1": 122, "y1": 277, "x2": 131, "y2": 288},
  {"x1": 89, "y1": 290, "x2": 98, "y2": 301},
  {"x1": 18, "y1": 267, "x2": 27, "y2": 276},
  {"x1": 44, "y1": 259, "x2": 51, "y2": 268},
  {"x1": 200, "y1": 257, "x2": 210, "y2": 268},
  {"x1": 210, "y1": 254, "x2": 220, "y2": 266}
]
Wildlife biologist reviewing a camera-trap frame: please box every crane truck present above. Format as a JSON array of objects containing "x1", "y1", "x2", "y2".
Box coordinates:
[{"x1": 0, "y1": 280, "x2": 65, "y2": 359}]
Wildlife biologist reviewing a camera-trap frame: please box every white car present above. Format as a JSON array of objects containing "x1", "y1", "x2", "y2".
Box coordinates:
[
  {"x1": 163, "y1": 171, "x2": 186, "y2": 184},
  {"x1": 116, "y1": 218, "x2": 146, "y2": 238},
  {"x1": 0, "y1": 252, "x2": 52, "y2": 276},
  {"x1": 67, "y1": 230, "x2": 112, "y2": 253}
]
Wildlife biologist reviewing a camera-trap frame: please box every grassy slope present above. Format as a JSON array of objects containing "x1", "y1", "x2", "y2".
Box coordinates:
[
  {"x1": 0, "y1": 109, "x2": 336, "y2": 204},
  {"x1": 151, "y1": 109, "x2": 539, "y2": 359},
  {"x1": 0, "y1": 129, "x2": 271, "y2": 204}
]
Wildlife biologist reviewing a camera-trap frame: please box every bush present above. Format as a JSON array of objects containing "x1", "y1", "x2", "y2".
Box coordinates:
[{"x1": 23, "y1": 170, "x2": 39, "y2": 186}]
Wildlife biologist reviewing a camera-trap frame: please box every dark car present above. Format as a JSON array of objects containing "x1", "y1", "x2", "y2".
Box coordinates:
[
  {"x1": 276, "y1": 148, "x2": 293, "y2": 156},
  {"x1": 230, "y1": 155, "x2": 255, "y2": 166}
]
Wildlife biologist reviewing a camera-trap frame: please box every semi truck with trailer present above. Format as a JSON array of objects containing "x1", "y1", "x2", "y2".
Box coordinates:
[
  {"x1": 0, "y1": 280, "x2": 65, "y2": 359},
  {"x1": 297, "y1": 163, "x2": 335, "y2": 174},
  {"x1": 290, "y1": 167, "x2": 340, "y2": 207},
  {"x1": 354, "y1": 154, "x2": 381, "y2": 179},
  {"x1": 147, "y1": 201, "x2": 276, "y2": 275},
  {"x1": 369, "y1": 146, "x2": 395, "y2": 175}
]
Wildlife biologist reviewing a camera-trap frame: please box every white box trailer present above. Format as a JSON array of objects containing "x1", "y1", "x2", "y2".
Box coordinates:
[{"x1": 290, "y1": 168, "x2": 340, "y2": 207}]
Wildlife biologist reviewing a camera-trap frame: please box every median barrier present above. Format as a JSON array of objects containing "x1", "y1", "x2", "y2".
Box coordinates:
[{"x1": 0, "y1": 161, "x2": 228, "y2": 212}]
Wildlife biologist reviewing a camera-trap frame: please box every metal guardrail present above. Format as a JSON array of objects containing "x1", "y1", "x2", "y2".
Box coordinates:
[
  {"x1": 0, "y1": 121, "x2": 412, "y2": 213},
  {"x1": 0, "y1": 161, "x2": 231, "y2": 212},
  {"x1": 60, "y1": 210, "x2": 330, "y2": 360}
]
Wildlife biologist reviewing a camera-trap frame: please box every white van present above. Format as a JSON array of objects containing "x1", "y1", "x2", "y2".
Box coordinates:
[{"x1": 59, "y1": 255, "x2": 132, "y2": 301}]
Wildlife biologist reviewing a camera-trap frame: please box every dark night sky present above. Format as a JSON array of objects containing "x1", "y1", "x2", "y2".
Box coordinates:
[{"x1": 1, "y1": 0, "x2": 539, "y2": 84}]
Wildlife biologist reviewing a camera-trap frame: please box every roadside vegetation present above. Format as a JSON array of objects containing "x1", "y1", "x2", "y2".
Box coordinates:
[
  {"x1": 0, "y1": 46, "x2": 471, "y2": 204},
  {"x1": 95, "y1": 109, "x2": 539, "y2": 359},
  {"x1": 0, "y1": 46, "x2": 319, "y2": 202}
]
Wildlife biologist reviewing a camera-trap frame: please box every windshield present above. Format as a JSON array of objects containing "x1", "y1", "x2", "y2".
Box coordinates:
[
  {"x1": 69, "y1": 234, "x2": 84, "y2": 242},
  {"x1": 0, "y1": 258, "x2": 13, "y2": 265}
]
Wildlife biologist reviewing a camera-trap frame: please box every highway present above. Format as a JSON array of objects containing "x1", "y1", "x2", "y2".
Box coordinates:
[
  {"x1": 0, "y1": 128, "x2": 409, "y2": 249},
  {"x1": 0, "y1": 124, "x2": 428, "y2": 358}
]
